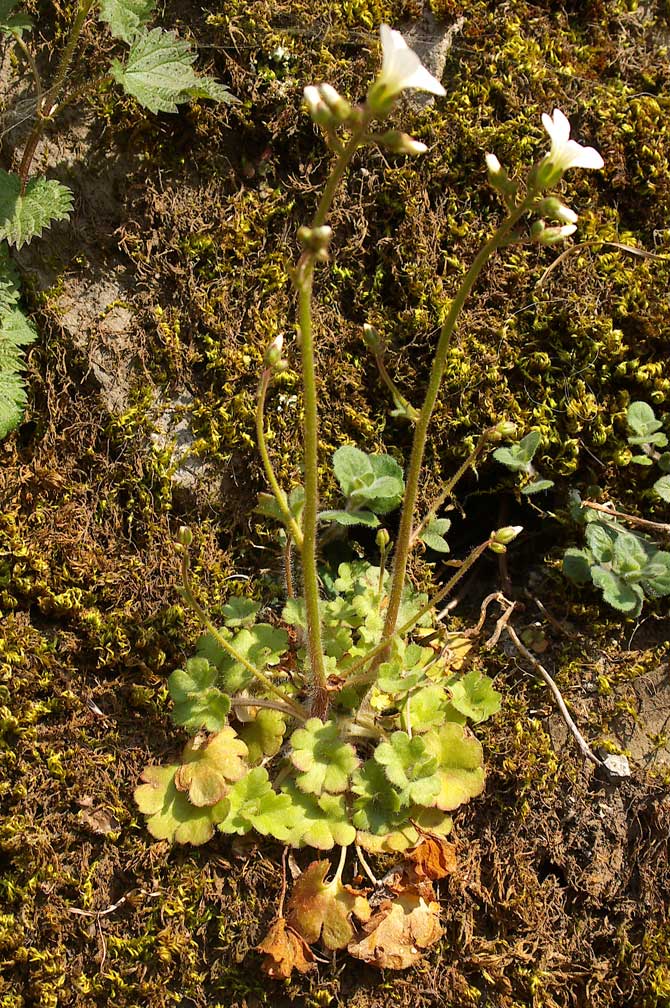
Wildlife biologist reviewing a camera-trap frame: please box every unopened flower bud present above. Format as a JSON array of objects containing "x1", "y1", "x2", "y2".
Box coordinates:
[
  {"x1": 264, "y1": 334, "x2": 284, "y2": 367},
  {"x1": 491, "y1": 525, "x2": 523, "y2": 545},
  {"x1": 485, "y1": 153, "x2": 517, "y2": 195},
  {"x1": 177, "y1": 525, "x2": 193, "y2": 547},
  {"x1": 537, "y1": 196, "x2": 578, "y2": 224},
  {"x1": 376, "y1": 528, "x2": 390, "y2": 550},
  {"x1": 318, "y1": 83, "x2": 352, "y2": 122},
  {"x1": 303, "y1": 85, "x2": 335, "y2": 127},
  {"x1": 362, "y1": 322, "x2": 383, "y2": 353},
  {"x1": 297, "y1": 225, "x2": 333, "y2": 253},
  {"x1": 379, "y1": 130, "x2": 428, "y2": 155},
  {"x1": 488, "y1": 420, "x2": 518, "y2": 442}
]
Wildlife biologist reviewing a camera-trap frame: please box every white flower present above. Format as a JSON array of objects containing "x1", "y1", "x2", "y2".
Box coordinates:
[
  {"x1": 532, "y1": 220, "x2": 577, "y2": 245},
  {"x1": 380, "y1": 130, "x2": 428, "y2": 155},
  {"x1": 541, "y1": 108, "x2": 604, "y2": 176},
  {"x1": 485, "y1": 153, "x2": 503, "y2": 175},
  {"x1": 367, "y1": 25, "x2": 445, "y2": 114}
]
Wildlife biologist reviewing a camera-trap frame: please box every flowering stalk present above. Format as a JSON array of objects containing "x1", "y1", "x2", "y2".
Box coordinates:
[
  {"x1": 256, "y1": 366, "x2": 304, "y2": 549},
  {"x1": 379, "y1": 191, "x2": 538, "y2": 660},
  {"x1": 292, "y1": 122, "x2": 370, "y2": 716}
]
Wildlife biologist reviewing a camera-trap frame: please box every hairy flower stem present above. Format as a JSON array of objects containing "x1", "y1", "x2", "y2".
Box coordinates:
[
  {"x1": 256, "y1": 368, "x2": 304, "y2": 548},
  {"x1": 293, "y1": 117, "x2": 370, "y2": 718},
  {"x1": 18, "y1": 0, "x2": 95, "y2": 189},
  {"x1": 178, "y1": 547, "x2": 308, "y2": 720},
  {"x1": 343, "y1": 538, "x2": 492, "y2": 688},
  {"x1": 379, "y1": 194, "x2": 537, "y2": 666}
]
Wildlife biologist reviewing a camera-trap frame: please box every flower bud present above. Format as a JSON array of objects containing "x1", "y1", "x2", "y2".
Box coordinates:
[
  {"x1": 264, "y1": 334, "x2": 284, "y2": 367},
  {"x1": 491, "y1": 525, "x2": 523, "y2": 545},
  {"x1": 297, "y1": 225, "x2": 333, "y2": 253},
  {"x1": 376, "y1": 528, "x2": 390, "y2": 550},
  {"x1": 484, "y1": 152, "x2": 517, "y2": 195},
  {"x1": 536, "y1": 222, "x2": 577, "y2": 245},
  {"x1": 379, "y1": 130, "x2": 428, "y2": 155},
  {"x1": 488, "y1": 420, "x2": 518, "y2": 442},
  {"x1": 489, "y1": 541, "x2": 507, "y2": 554},
  {"x1": 537, "y1": 196, "x2": 578, "y2": 224},
  {"x1": 303, "y1": 85, "x2": 335, "y2": 128},
  {"x1": 177, "y1": 525, "x2": 193, "y2": 547},
  {"x1": 362, "y1": 322, "x2": 384, "y2": 353},
  {"x1": 318, "y1": 83, "x2": 352, "y2": 123}
]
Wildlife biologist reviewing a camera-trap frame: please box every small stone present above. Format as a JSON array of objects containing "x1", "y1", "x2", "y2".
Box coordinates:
[{"x1": 602, "y1": 754, "x2": 631, "y2": 778}]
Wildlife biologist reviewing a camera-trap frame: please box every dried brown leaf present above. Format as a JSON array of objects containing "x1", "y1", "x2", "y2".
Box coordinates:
[
  {"x1": 257, "y1": 917, "x2": 315, "y2": 979},
  {"x1": 347, "y1": 889, "x2": 443, "y2": 970},
  {"x1": 406, "y1": 833, "x2": 458, "y2": 880}
]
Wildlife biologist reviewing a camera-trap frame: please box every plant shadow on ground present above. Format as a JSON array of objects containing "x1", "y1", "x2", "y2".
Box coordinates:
[{"x1": 1, "y1": 0, "x2": 670, "y2": 1005}]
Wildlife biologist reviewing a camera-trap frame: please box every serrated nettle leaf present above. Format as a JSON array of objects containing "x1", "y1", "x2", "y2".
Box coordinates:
[
  {"x1": 0, "y1": 0, "x2": 33, "y2": 37},
  {"x1": 110, "y1": 28, "x2": 235, "y2": 114},
  {"x1": 493, "y1": 431, "x2": 541, "y2": 472},
  {"x1": 420, "y1": 518, "x2": 451, "y2": 553},
  {"x1": 289, "y1": 718, "x2": 359, "y2": 796},
  {"x1": 585, "y1": 522, "x2": 616, "y2": 564},
  {"x1": 423, "y1": 724, "x2": 485, "y2": 811},
  {"x1": 332, "y1": 445, "x2": 374, "y2": 497},
  {"x1": 135, "y1": 764, "x2": 229, "y2": 844},
  {"x1": 0, "y1": 370, "x2": 28, "y2": 438},
  {"x1": 98, "y1": 0, "x2": 154, "y2": 43},
  {"x1": 590, "y1": 566, "x2": 644, "y2": 615},
  {"x1": 0, "y1": 172, "x2": 72, "y2": 249},
  {"x1": 318, "y1": 509, "x2": 380, "y2": 527},
  {"x1": 0, "y1": 297, "x2": 36, "y2": 439},
  {"x1": 654, "y1": 476, "x2": 670, "y2": 501},
  {"x1": 374, "y1": 731, "x2": 441, "y2": 807},
  {"x1": 627, "y1": 401, "x2": 663, "y2": 437},
  {"x1": 174, "y1": 727, "x2": 248, "y2": 806},
  {"x1": 237, "y1": 708, "x2": 286, "y2": 764},
  {"x1": 449, "y1": 670, "x2": 501, "y2": 724},
  {"x1": 521, "y1": 478, "x2": 554, "y2": 495},
  {"x1": 281, "y1": 783, "x2": 356, "y2": 850},
  {"x1": 217, "y1": 767, "x2": 300, "y2": 840}
]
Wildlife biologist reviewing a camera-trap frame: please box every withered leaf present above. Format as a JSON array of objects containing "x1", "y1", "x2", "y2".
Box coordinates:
[
  {"x1": 347, "y1": 889, "x2": 443, "y2": 970},
  {"x1": 406, "y1": 833, "x2": 458, "y2": 880},
  {"x1": 287, "y1": 859, "x2": 371, "y2": 950},
  {"x1": 257, "y1": 917, "x2": 315, "y2": 979}
]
